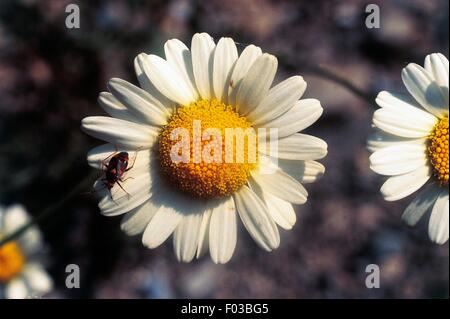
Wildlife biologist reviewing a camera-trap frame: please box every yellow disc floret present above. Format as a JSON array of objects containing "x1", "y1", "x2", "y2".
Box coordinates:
[
  {"x1": 428, "y1": 116, "x2": 449, "y2": 186},
  {"x1": 0, "y1": 241, "x2": 25, "y2": 283},
  {"x1": 159, "y1": 99, "x2": 258, "y2": 198}
]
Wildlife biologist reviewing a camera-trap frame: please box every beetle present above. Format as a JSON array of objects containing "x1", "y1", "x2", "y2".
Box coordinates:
[{"x1": 100, "y1": 150, "x2": 137, "y2": 199}]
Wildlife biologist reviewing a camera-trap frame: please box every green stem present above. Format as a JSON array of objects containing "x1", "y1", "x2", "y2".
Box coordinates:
[{"x1": 0, "y1": 170, "x2": 98, "y2": 248}]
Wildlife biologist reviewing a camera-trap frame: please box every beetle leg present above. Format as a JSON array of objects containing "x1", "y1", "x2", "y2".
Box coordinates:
[{"x1": 116, "y1": 180, "x2": 132, "y2": 199}]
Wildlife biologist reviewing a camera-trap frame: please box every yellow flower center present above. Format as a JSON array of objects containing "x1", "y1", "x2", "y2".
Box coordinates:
[
  {"x1": 158, "y1": 99, "x2": 258, "y2": 198},
  {"x1": 428, "y1": 116, "x2": 449, "y2": 186},
  {"x1": 0, "y1": 241, "x2": 25, "y2": 283}
]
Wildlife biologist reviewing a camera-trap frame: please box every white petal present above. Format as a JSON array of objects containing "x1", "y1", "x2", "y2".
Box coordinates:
[
  {"x1": 4, "y1": 204, "x2": 30, "y2": 235},
  {"x1": 164, "y1": 38, "x2": 199, "y2": 100},
  {"x1": 5, "y1": 278, "x2": 28, "y2": 299},
  {"x1": 277, "y1": 159, "x2": 325, "y2": 184},
  {"x1": 376, "y1": 91, "x2": 423, "y2": 111},
  {"x1": 137, "y1": 53, "x2": 196, "y2": 105},
  {"x1": 120, "y1": 200, "x2": 160, "y2": 236},
  {"x1": 142, "y1": 204, "x2": 183, "y2": 249},
  {"x1": 22, "y1": 263, "x2": 53, "y2": 296},
  {"x1": 134, "y1": 55, "x2": 174, "y2": 109},
  {"x1": 174, "y1": 212, "x2": 204, "y2": 262},
  {"x1": 97, "y1": 172, "x2": 153, "y2": 216},
  {"x1": 142, "y1": 192, "x2": 205, "y2": 249},
  {"x1": 369, "y1": 144, "x2": 427, "y2": 176},
  {"x1": 367, "y1": 129, "x2": 426, "y2": 153},
  {"x1": 402, "y1": 184, "x2": 442, "y2": 226},
  {"x1": 424, "y1": 53, "x2": 449, "y2": 106},
  {"x1": 257, "y1": 99, "x2": 323, "y2": 138},
  {"x1": 212, "y1": 37, "x2": 238, "y2": 103},
  {"x1": 373, "y1": 106, "x2": 437, "y2": 138},
  {"x1": 87, "y1": 143, "x2": 150, "y2": 170},
  {"x1": 209, "y1": 197, "x2": 237, "y2": 264},
  {"x1": 233, "y1": 185, "x2": 280, "y2": 251},
  {"x1": 402, "y1": 63, "x2": 448, "y2": 117},
  {"x1": 81, "y1": 116, "x2": 159, "y2": 148},
  {"x1": 380, "y1": 166, "x2": 431, "y2": 201},
  {"x1": 108, "y1": 78, "x2": 169, "y2": 126},
  {"x1": 196, "y1": 207, "x2": 212, "y2": 259},
  {"x1": 191, "y1": 33, "x2": 215, "y2": 100},
  {"x1": 248, "y1": 76, "x2": 307, "y2": 125},
  {"x1": 428, "y1": 191, "x2": 449, "y2": 244},
  {"x1": 251, "y1": 170, "x2": 308, "y2": 205},
  {"x1": 262, "y1": 133, "x2": 327, "y2": 161},
  {"x1": 98, "y1": 92, "x2": 140, "y2": 123},
  {"x1": 228, "y1": 44, "x2": 262, "y2": 107},
  {"x1": 4, "y1": 205, "x2": 42, "y2": 255},
  {"x1": 236, "y1": 53, "x2": 278, "y2": 115},
  {"x1": 249, "y1": 178, "x2": 296, "y2": 230}
]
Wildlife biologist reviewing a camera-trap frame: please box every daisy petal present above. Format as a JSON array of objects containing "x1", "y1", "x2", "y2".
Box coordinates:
[
  {"x1": 108, "y1": 78, "x2": 169, "y2": 126},
  {"x1": 97, "y1": 173, "x2": 153, "y2": 216},
  {"x1": 380, "y1": 166, "x2": 431, "y2": 201},
  {"x1": 209, "y1": 197, "x2": 237, "y2": 264},
  {"x1": 249, "y1": 178, "x2": 296, "y2": 230},
  {"x1": 22, "y1": 263, "x2": 53, "y2": 296},
  {"x1": 212, "y1": 37, "x2": 238, "y2": 103},
  {"x1": 251, "y1": 170, "x2": 308, "y2": 205},
  {"x1": 257, "y1": 99, "x2": 323, "y2": 138},
  {"x1": 262, "y1": 133, "x2": 327, "y2": 161},
  {"x1": 191, "y1": 32, "x2": 215, "y2": 100},
  {"x1": 401, "y1": 63, "x2": 447, "y2": 117},
  {"x1": 87, "y1": 144, "x2": 150, "y2": 170},
  {"x1": 134, "y1": 55, "x2": 174, "y2": 109},
  {"x1": 196, "y1": 207, "x2": 212, "y2": 259},
  {"x1": 367, "y1": 129, "x2": 426, "y2": 153},
  {"x1": 373, "y1": 105, "x2": 437, "y2": 138},
  {"x1": 142, "y1": 192, "x2": 206, "y2": 249},
  {"x1": 277, "y1": 159, "x2": 325, "y2": 184},
  {"x1": 402, "y1": 184, "x2": 442, "y2": 226},
  {"x1": 5, "y1": 278, "x2": 28, "y2": 299},
  {"x1": 4, "y1": 205, "x2": 42, "y2": 255},
  {"x1": 142, "y1": 204, "x2": 183, "y2": 249},
  {"x1": 228, "y1": 44, "x2": 262, "y2": 107},
  {"x1": 248, "y1": 76, "x2": 307, "y2": 125},
  {"x1": 137, "y1": 53, "x2": 196, "y2": 105},
  {"x1": 424, "y1": 53, "x2": 449, "y2": 106},
  {"x1": 428, "y1": 191, "x2": 449, "y2": 244},
  {"x1": 81, "y1": 116, "x2": 159, "y2": 148},
  {"x1": 174, "y1": 212, "x2": 204, "y2": 262},
  {"x1": 369, "y1": 144, "x2": 427, "y2": 176},
  {"x1": 120, "y1": 200, "x2": 160, "y2": 236},
  {"x1": 236, "y1": 53, "x2": 278, "y2": 115},
  {"x1": 164, "y1": 38, "x2": 199, "y2": 100},
  {"x1": 98, "y1": 92, "x2": 140, "y2": 123},
  {"x1": 233, "y1": 185, "x2": 280, "y2": 251}
]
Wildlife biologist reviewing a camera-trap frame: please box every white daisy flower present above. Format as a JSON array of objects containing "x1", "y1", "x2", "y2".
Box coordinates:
[
  {"x1": 0, "y1": 205, "x2": 53, "y2": 299},
  {"x1": 369, "y1": 53, "x2": 449, "y2": 245},
  {"x1": 82, "y1": 33, "x2": 327, "y2": 263}
]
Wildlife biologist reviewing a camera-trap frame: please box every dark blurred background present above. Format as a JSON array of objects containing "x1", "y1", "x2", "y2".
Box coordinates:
[{"x1": 0, "y1": 0, "x2": 448, "y2": 298}]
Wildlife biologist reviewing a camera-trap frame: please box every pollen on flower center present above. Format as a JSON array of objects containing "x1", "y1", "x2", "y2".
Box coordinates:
[
  {"x1": 428, "y1": 116, "x2": 449, "y2": 186},
  {"x1": 158, "y1": 99, "x2": 258, "y2": 198},
  {"x1": 0, "y1": 241, "x2": 25, "y2": 283}
]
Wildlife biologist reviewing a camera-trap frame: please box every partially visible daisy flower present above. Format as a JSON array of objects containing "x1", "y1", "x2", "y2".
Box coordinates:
[
  {"x1": 0, "y1": 205, "x2": 53, "y2": 299},
  {"x1": 368, "y1": 53, "x2": 449, "y2": 244},
  {"x1": 82, "y1": 32, "x2": 327, "y2": 263}
]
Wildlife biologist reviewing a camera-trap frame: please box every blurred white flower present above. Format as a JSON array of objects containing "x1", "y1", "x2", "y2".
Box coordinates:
[
  {"x1": 369, "y1": 53, "x2": 449, "y2": 244},
  {"x1": 0, "y1": 205, "x2": 53, "y2": 299},
  {"x1": 82, "y1": 32, "x2": 327, "y2": 263}
]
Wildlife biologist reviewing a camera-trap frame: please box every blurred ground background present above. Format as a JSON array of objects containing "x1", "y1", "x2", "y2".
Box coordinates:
[{"x1": 0, "y1": 0, "x2": 448, "y2": 298}]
